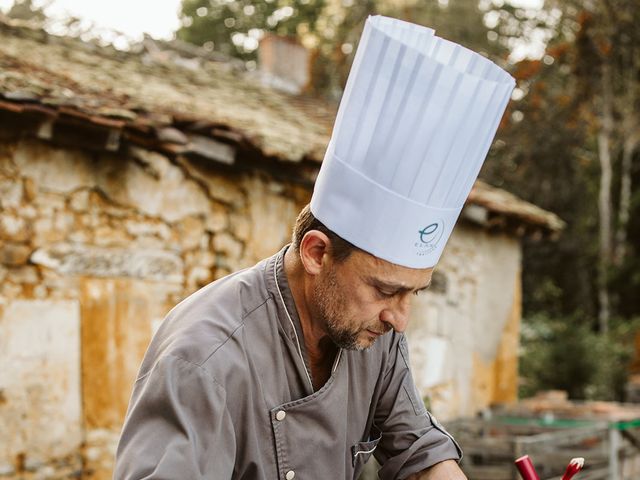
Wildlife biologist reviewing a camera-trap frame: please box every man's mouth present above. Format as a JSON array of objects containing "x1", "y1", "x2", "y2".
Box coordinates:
[{"x1": 365, "y1": 329, "x2": 384, "y2": 337}]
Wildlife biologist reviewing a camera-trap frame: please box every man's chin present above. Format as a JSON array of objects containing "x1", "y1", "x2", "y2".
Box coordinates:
[
  {"x1": 349, "y1": 331, "x2": 382, "y2": 351},
  {"x1": 328, "y1": 327, "x2": 384, "y2": 351}
]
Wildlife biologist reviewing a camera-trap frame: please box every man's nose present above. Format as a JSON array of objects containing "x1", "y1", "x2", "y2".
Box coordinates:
[{"x1": 380, "y1": 296, "x2": 411, "y2": 333}]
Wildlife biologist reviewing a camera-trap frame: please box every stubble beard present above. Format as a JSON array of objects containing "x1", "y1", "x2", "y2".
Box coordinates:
[{"x1": 312, "y1": 269, "x2": 374, "y2": 351}]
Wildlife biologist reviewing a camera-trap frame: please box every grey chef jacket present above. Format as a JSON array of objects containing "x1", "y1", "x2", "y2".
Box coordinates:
[{"x1": 115, "y1": 246, "x2": 462, "y2": 480}]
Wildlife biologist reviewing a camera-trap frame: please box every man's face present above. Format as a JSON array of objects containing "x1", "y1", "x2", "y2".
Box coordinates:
[{"x1": 310, "y1": 249, "x2": 433, "y2": 350}]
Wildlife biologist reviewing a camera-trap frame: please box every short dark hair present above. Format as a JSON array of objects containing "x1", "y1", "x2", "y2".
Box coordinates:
[{"x1": 291, "y1": 204, "x2": 359, "y2": 263}]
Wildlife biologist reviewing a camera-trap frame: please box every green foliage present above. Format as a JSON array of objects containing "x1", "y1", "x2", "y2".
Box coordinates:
[
  {"x1": 178, "y1": 0, "x2": 327, "y2": 60},
  {"x1": 519, "y1": 314, "x2": 640, "y2": 400},
  {"x1": 483, "y1": 0, "x2": 640, "y2": 339},
  {"x1": 177, "y1": 0, "x2": 507, "y2": 97}
]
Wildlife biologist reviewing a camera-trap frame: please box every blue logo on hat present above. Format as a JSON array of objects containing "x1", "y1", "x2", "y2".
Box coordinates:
[
  {"x1": 415, "y1": 219, "x2": 445, "y2": 256},
  {"x1": 419, "y1": 223, "x2": 439, "y2": 244}
]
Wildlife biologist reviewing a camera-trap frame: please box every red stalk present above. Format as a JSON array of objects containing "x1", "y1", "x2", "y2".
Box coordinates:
[{"x1": 515, "y1": 455, "x2": 540, "y2": 480}]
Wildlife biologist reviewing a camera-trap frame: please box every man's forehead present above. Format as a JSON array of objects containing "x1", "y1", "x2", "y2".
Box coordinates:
[{"x1": 346, "y1": 250, "x2": 433, "y2": 286}]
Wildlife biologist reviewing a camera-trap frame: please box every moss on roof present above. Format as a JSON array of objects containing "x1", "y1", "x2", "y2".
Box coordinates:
[
  {"x1": 0, "y1": 17, "x2": 334, "y2": 162},
  {"x1": 0, "y1": 16, "x2": 563, "y2": 235}
]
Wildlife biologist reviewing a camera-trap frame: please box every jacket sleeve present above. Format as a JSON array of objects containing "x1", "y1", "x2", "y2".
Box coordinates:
[
  {"x1": 114, "y1": 354, "x2": 236, "y2": 479},
  {"x1": 373, "y1": 333, "x2": 462, "y2": 480}
]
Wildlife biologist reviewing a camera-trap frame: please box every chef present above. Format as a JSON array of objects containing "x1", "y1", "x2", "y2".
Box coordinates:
[{"x1": 114, "y1": 15, "x2": 515, "y2": 480}]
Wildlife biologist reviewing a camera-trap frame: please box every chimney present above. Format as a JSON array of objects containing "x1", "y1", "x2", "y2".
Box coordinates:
[{"x1": 258, "y1": 34, "x2": 311, "y2": 95}]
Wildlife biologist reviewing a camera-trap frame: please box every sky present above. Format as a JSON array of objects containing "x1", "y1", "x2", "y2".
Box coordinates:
[
  {"x1": 0, "y1": 0, "x2": 546, "y2": 59},
  {"x1": 0, "y1": 0, "x2": 183, "y2": 41}
]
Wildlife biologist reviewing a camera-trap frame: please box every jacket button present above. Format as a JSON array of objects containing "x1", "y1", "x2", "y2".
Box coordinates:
[
  {"x1": 276, "y1": 410, "x2": 286, "y2": 421},
  {"x1": 285, "y1": 470, "x2": 295, "y2": 480}
]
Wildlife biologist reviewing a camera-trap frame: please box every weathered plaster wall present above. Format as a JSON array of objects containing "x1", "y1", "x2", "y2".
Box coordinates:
[
  {"x1": 0, "y1": 138, "x2": 308, "y2": 479},
  {"x1": 406, "y1": 223, "x2": 522, "y2": 421},
  {"x1": 0, "y1": 299, "x2": 82, "y2": 477}
]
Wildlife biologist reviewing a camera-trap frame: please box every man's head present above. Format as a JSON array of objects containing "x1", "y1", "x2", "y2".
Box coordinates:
[{"x1": 291, "y1": 205, "x2": 432, "y2": 350}]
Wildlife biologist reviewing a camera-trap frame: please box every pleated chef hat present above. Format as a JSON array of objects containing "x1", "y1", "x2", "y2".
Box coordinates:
[{"x1": 310, "y1": 15, "x2": 515, "y2": 268}]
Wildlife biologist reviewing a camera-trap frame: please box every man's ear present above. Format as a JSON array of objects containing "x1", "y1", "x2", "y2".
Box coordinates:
[{"x1": 299, "y1": 230, "x2": 331, "y2": 276}]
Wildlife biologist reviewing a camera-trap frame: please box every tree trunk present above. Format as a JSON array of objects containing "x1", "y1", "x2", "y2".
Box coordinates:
[
  {"x1": 614, "y1": 49, "x2": 639, "y2": 265},
  {"x1": 615, "y1": 132, "x2": 638, "y2": 264},
  {"x1": 597, "y1": 59, "x2": 614, "y2": 334}
]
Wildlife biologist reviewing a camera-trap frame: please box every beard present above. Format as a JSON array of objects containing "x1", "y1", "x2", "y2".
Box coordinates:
[{"x1": 311, "y1": 268, "x2": 376, "y2": 351}]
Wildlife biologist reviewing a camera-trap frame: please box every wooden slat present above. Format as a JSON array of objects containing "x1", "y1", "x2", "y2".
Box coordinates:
[{"x1": 461, "y1": 465, "x2": 513, "y2": 480}]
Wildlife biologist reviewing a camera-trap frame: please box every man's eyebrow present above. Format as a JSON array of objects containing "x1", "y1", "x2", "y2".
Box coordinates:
[{"x1": 368, "y1": 278, "x2": 431, "y2": 293}]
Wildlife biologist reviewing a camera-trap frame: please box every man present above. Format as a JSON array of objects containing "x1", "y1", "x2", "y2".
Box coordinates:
[{"x1": 115, "y1": 15, "x2": 514, "y2": 480}]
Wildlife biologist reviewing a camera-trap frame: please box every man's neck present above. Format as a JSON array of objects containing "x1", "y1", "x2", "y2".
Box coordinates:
[{"x1": 283, "y1": 248, "x2": 337, "y2": 388}]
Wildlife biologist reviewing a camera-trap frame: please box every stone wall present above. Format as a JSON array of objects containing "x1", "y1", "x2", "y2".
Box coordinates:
[
  {"x1": 0, "y1": 137, "x2": 522, "y2": 478},
  {"x1": 0, "y1": 139, "x2": 308, "y2": 479}
]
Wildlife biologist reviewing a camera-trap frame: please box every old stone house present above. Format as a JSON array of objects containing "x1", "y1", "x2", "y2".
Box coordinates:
[{"x1": 0, "y1": 17, "x2": 562, "y2": 479}]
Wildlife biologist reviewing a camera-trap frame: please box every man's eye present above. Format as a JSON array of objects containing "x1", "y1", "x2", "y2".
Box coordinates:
[{"x1": 376, "y1": 288, "x2": 394, "y2": 298}]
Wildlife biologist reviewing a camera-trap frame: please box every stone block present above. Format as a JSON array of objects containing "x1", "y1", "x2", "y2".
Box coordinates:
[
  {"x1": 21, "y1": 205, "x2": 37, "y2": 219},
  {"x1": 32, "y1": 243, "x2": 184, "y2": 284},
  {"x1": 68, "y1": 230, "x2": 92, "y2": 243},
  {"x1": 229, "y1": 212, "x2": 251, "y2": 241},
  {"x1": 69, "y1": 189, "x2": 90, "y2": 212},
  {"x1": 204, "y1": 201, "x2": 228, "y2": 233},
  {"x1": 131, "y1": 236, "x2": 165, "y2": 249},
  {"x1": 95, "y1": 153, "x2": 210, "y2": 223},
  {"x1": 13, "y1": 141, "x2": 96, "y2": 194},
  {"x1": 242, "y1": 176, "x2": 299, "y2": 262},
  {"x1": 212, "y1": 232, "x2": 243, "y2": 260},
  {"x1": 124, "y1": 219, "x2": 168, "y2": 238},
  {"x1": 79, "y1": 212, "x2": 103, "y2": 229},
  {"x1": 0, "y1": 213, "x2": 30, "y2": 241},
  {"x1": 33, "y1": 216, "x2": 66, "y2": 245},
  {"x1": 35, "y1": 191, "x2": 66, "y2": 211},
  {"x1": 0, "y1": 177, "x2": 23, "y2": 208},
  {"x1": 176, "y1": 157, "x2": 246, "y2": 207},
  {"x1": 1, "y1": 243, "x2": 32, "y2": 266},
  {"x1": 93, "y1": 226, "x2": 131, "y2": 247},
  {"x1": 54, "y1": 211, "x2": 75, "y2": 232},
  {"x1": 1, "y1": 282, "x2": 22, "y2": 298},
  {"x1": 174, "y1": 216, "x2": 205, "y2": 251},
  {"x1": 7, "y1": 265, "x2": 40, "y2": 284},
  {"x1": 128, "y1": 146, "x2": 172, "y2": 179}
]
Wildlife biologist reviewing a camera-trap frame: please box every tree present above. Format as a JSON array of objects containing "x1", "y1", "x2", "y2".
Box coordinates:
[
  {"x1": 484, "y1": 0, "x2": 640, "y2": 332},
  {"x1": 177, "y1": 0, "x2": 507, "y2": 97},
  {"x1": 567, "y1": 1, "x2": 640, "y2": 332}
]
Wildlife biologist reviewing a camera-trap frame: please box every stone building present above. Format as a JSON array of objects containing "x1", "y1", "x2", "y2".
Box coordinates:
[{"x1": 0, "y1": 17, "x2": 562, "y2": 479}]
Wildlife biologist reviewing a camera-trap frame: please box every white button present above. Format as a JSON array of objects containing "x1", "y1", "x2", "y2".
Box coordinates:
[
  {"x1": 275, "y1": 410, "x2": 286, "y2": 421},
  {"x1": 285, "y1": 470, "x2": 295, "y2": 480}
]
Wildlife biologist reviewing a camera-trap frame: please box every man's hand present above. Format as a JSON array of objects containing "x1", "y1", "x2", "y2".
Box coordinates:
[{"x1": 406, "y1": 460, "x2": 468, "y2": 480}]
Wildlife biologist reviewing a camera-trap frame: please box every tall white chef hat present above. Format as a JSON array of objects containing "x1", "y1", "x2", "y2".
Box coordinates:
[{"x1": 310, "y1": 15, "x2": 515, "y2": 268}]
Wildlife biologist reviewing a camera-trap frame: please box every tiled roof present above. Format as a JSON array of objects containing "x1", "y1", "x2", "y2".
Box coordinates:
[{"x1": 0, "y1": 16, "x2": 563, "y2": 236}]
